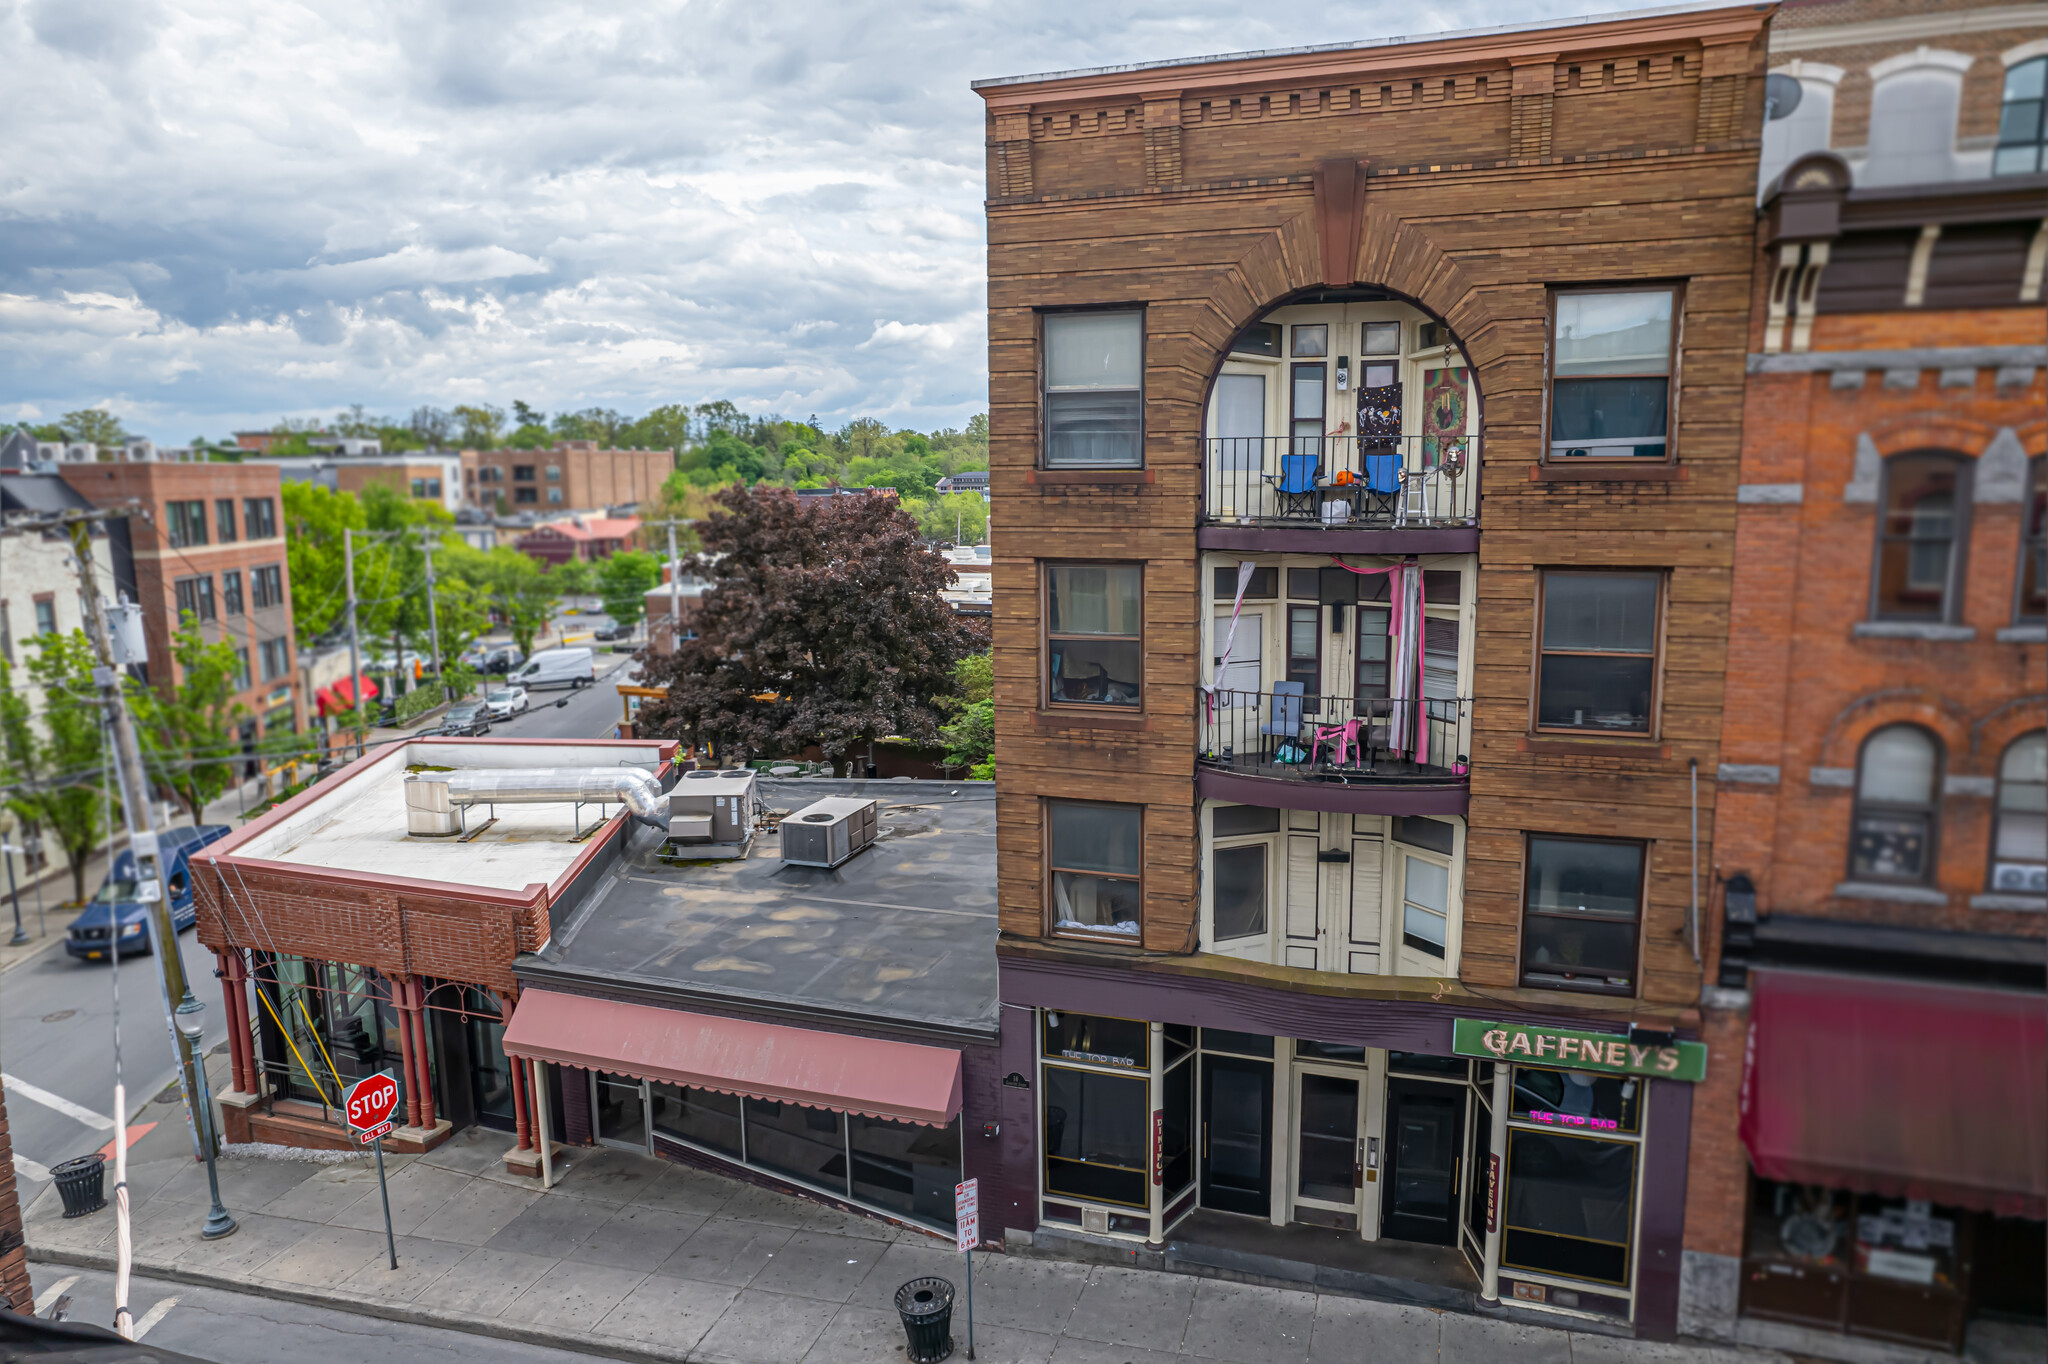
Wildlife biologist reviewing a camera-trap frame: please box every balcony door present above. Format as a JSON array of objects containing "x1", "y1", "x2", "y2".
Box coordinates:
[
  {"x1": 1281, "y1": 812, "x2": 1386, "y2": 974},
  {"x1": 1209, "y1": 364, "x2": 1276, "y2": 520}
]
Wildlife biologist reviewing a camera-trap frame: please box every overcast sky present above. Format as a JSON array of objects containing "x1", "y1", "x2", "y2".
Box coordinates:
[{"x1": 0, "y1": 0, "x2": 1591, "y2": 442}]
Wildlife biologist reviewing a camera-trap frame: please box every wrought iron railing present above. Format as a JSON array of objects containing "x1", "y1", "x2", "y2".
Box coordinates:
[
  {"x1": 1198, "y1": 687, "x2": 1471, "y2": 784},
  {"x1": 1202, "y1": 434, "x2": 1478, "y2": 529}
]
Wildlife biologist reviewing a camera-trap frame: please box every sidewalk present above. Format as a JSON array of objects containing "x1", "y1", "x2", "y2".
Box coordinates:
[{"x1": 25, "y1": 1127, "x2": 1787, "y2": 1364}]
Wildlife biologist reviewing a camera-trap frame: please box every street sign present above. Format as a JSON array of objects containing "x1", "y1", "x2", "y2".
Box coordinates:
[
  {"x1": 344, "y1": 1070, "x2": 400, "y2": 1136},
  {"x1": 954, "y1": 1178, "x2": 979, "y2": 1253},
  {"x1": 357, "y1": 1120, "x2": 394, "y2": 1145}
]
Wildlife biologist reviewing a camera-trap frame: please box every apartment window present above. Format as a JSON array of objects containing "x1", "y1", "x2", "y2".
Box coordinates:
[
  {"x1": 545, "y1": 466, "x2": 561, "y2": 481},
  {"x1": 1995, "y1": 57, "x2": 2047, "y2": 175},
  {"x1": 1047, "y1": 799, "x2": 1141, "y2": 941},
  {"x1": 513, "y1": 465, "x2": 536, "y2": 482},
  {"x1": 1521, "y1": 835, "x2": 1644, "y2": 995},
  {"x1": 1873, "y1": 454, "x2": 1968, "y2": 621},
  {"x1": 233, "y1": 647, "x2": 252, "y2": 690},
  {"x1": 166, "y1": 500, "x2": 208, "y2": 548},
  {"x1": 1990, "y1": 733, "x2": 2048, "y2": 895},
  {"x1": 1211, "y1": 566, "x2": 1276, "y2": 601},
  {"x1": 411, "y1": 478, "x2": 443, "y2": 499},
  {"x1": 2019, "y1": 459, "x2": 2045, "y2": 621},
  {"x1": 1230, "y1": 323, "x2": 1280, "y2": 357},
  {"x1": 547, "y1": 488, "x2": 564, "y2": 504},
  {"x1": 1042, "y1": 311, "x2": 1143, "y2": 468},
  {"x1": 515, "y1": 487, "x2": 538, "y2": 504},
  {"x1": 221, "y1": 570, "x2": 245, "y2": 616},
  {"x1": 215, "y1": 498, "x2": 238, "y2": 542},
  {"x1": 259, "y1": 638, "x2": 291, "y2": 682},
  {"x1": 1548, "y1": 288, "x2": 1676, "y2": 459},
  {"x1": 33, "y1": 596, "x2": 58, "y2": 636},
  {"x1": 1395, "y1": 816, "x2": 1456, "y2": 959},
  {"x1": 1535, "y1": 572, "x2": 1661, "y2": 735},
  {"x1": 242, "y1": 497, "x2": 276, "y2": 538},
  {"x1": 1211, "y1": 805, "x2": 1280, "y2": 941},
  {"x1": 173, "y1": 576, "x2": 215, "y2": 624},
  {"x1": 251, "y1": 565, "x2": 283, "y2": 610},
  {"x1": 1046, "y1": 564, "x2": 1141, "y2": 707},
  {"x1": 1850, "y1": 725, "x2": 1940, "y2": 884}
]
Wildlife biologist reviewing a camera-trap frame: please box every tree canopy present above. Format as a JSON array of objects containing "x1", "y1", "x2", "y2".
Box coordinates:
[
  {"x1": 596, "y1": 551, "x2": 662, "y2": 629},
  {"x1": 636, "y1": 486, "x2": 989, "y2": 770},
  {"x1": 0, "y1": 637, "x2": 114, "y2": 902}
]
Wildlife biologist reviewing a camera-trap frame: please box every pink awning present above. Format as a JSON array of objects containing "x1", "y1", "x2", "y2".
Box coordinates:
[{"x1": 502, "y1": 989, "x2": 963, "y2": 1127}]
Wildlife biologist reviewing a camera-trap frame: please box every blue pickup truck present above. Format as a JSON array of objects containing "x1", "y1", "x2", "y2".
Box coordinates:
[{"x1": 65, "y1": 824, "x2": 232, "y2": 962}]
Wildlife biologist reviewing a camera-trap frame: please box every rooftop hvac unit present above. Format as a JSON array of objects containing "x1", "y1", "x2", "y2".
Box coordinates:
[
  {"x1": 779, "y1": 797, "x2": 878, "y2": 869},
  {"x1": 666, "y1": 769, "x2": 757, "y2": 846}
]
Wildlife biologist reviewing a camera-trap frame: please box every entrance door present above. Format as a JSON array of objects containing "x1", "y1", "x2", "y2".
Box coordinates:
[
  {"x1": 1382, "y1": 1079, "x2": 1465, "y2": 1244},
  {"x1": 1293, "y1": 1068, "x2": 1363, "y2": 1228},
  {"x1": 593, "y1": 1072, "x2": 650, "y2": 1150},
  {"x1": 1201, "y1": 1055, "x2": 1272, "y2": 1217}
]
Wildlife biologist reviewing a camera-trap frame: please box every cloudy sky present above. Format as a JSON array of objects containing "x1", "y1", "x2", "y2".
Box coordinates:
[{"x1": 0, "y1": 0, "x2": 1590, "y2": 442}]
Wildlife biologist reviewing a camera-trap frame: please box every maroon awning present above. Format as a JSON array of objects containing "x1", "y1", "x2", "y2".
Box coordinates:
[
  {"x1": 1740, "y1": 968, "x2": 2047, "y2": 1217},
  {"x1": 315, "y1": 675, "x2": 379, "y2": 716}
]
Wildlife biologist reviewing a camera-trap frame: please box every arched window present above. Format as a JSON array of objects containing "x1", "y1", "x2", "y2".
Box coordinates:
[
  {"x1": 1996, "y1": 57, "x2": 2048, "y2": 176},
  {"x1": 1873, "y1": 454, "x2": 1969, "y2": 621},
  {"x1": 1990, "y1": 733, "x2": 2047, "y2": 896},
  {"x1": 1850, "y1": 725, "x2": 1941, "y2": 884},
  {"x1": 2020, "y1": 458, "x2": 2046, "y2": 623}
]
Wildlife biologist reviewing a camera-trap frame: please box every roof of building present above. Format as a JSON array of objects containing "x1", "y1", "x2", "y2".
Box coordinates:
[
  {"x1": 523, "y1": 516, "x2": 640, "y2": 541},
  {"x1": 0, "y1": 471, "x2": 99, "y2": 515},
  {"x1": 517, "y1": 778, "x2": 999, "y2": 1043}
]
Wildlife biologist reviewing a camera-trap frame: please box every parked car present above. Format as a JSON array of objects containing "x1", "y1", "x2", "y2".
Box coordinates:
[
  {"x1": 66, "y1": 825, "x2": 232, "y2": 961},
  {"x1": 483, "y1": 685, "x2": 530, "y2": 719},
  {"x1": 592, "y1": 620, "x2": 635, "y2": 641},
  {"x1": 482, "y1": 645, "x2": 524, "y2": 674},
  {"x1": 434, "y1": 701, "x2": 493, "y2": 736},
  {"x1": 511, "y1": 646, "x2": 595, "y2": 690}
]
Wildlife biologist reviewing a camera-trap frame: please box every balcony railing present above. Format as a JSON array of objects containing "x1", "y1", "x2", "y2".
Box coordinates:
[
  {"x1": 1202, "y1": 435, "x2": 1478, "y2": 530},
  {"x1": 1198, "y1": 686, "x2": 1471, "y2": 785}
]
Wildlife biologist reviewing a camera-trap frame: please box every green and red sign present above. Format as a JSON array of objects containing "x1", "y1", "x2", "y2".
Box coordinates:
[{"x1": 1453, "y1": 1019, "x2": 1707, "y2": 1083}]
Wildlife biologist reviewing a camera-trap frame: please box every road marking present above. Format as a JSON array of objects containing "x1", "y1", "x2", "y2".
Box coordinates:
[
  {"x1": 33, "y1": 1275, "x2": 79, "y2": 1315},
  {"x1": 97, "y1": 1121, "x2": 157, "y2": 1161},
  {"x1": 12, "y1": 1153, "x2": 51, "y2": 1182},
  {"x1": 133, "y1": 1296, "x2": 180, "y2": 1340},
  {"x1": 2, "y1": 1073, "x2": 115, "y2": 1131}
]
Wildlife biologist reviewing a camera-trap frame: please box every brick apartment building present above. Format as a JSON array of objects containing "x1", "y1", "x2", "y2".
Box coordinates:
[
  {"x1": 463, "y1": 442, "x2": 672, "y2": 513},
  {"x1": 977, "y1": 2, "x2": 1768, "y2": 1339},
  {"x1": 1677, "y1": 1, "x2": 2048, "y2": 1356},
  {"x1": 253, "y1": 451, "x2": 464, "y2": 515},
  {"x1": 60, "y1": 459, "x2": 303, "y2": 749}
]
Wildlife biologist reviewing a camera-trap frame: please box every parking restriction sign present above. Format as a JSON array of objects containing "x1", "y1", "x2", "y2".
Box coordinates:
[{"x1": 954, "y1": 1178, "x2": 979, "y2": 1253}]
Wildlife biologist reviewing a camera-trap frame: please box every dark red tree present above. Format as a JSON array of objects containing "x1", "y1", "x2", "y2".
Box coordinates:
[{"x1": 637, "y1": 486, "x2": 989, "y2": 770}]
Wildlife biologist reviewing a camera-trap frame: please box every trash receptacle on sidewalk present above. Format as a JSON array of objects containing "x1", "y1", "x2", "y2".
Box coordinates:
[
  {"x1": 51, "y1": 1154, "x2": 106, "y2": 1218},
  {"x1": 894, "y1": 1276, "x2": 955, "y2": 1363}
]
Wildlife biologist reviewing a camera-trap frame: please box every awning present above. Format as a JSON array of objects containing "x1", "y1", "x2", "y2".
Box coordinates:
[
  {"x1": 1740, "y1": 968, "x2": 2047, "y2": 1218},
  {"x1": 315, "y1": 675, "x2": 379, "y2": 716},
  {"x1": 502, "y1": 989, "x2": 963, "y2": 1128}
]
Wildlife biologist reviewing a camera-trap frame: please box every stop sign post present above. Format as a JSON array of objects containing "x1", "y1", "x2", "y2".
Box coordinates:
[{"x1": 344, "y1": 1071, "x2": 402, "y2": 1269}]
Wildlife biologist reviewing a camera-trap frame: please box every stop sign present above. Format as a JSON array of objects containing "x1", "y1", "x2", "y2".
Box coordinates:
[{"x1": 344, "y1": 1070, "x2": 401, "y2": 1135}]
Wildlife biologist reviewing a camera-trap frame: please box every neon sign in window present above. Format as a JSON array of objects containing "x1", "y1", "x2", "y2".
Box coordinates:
[{"x1": 1527, "y1": 1108, "x2": 1621, "y2": 1132}]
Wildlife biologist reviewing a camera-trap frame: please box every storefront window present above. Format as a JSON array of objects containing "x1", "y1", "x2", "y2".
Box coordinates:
[
  {"x1": 460, "y1": 988, "x2": 514, "y2": 1131},
  {"x1": 1503, "y1": 1128, "x2": 1637, "y2": 1286},
  {"x1": 1162, "y1": 1023, "x2": 1194, "y2": 1065},
  {"x1": 744, "y1": 1098, "x2": 848, "y2": 1196},
  {"x1": 1042, "y1": 1065, "x2": 1150, "y2": 1208},
  {"x1": 1043, "y1": 1011, "x2": 1148, "y2": 1069},
  {"x1": 1510, "y1": 1065, "x2": 1642, "y2": 1134},
  {"x1": 1160, "y1": 1057, "x2": 1194, "y2": 1199},
  {"x1": 651, "y1": 1083, "x2": 741, "y2": 1158},
  {"x1": 849, "y1": 1114, "x2": 961, "y2": 1227},
  {"x1": 1200, "y1": 1029, "x2": 1274, "y2": 1058}
]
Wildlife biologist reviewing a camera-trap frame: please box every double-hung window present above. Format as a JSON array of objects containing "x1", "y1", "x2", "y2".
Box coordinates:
[
  {"x1": 221, "y1": 570, "x2": 245, "y2": 616},
  {"x1": 1521, "y1": 835, "x2": 1644, "y2": 995},
  {"x1": 1850, "y1": 725, "x2": 1940, "y2": 884},
  {"x1": 1046, "y1": 564, "x2": 1141, "y2": 707},
  {"x1": 1548, "y1": 288, "x2": 1677, "y2": 460},
  {"x1": 215, "y1": 499, "x2": 238, "y2": 543},
  {"x1": 1047, "y1": 799, "x2": 1141, "y2": 941},
  {"x1": 1393, "y1": 816, "x2": 1456, "y2": 960},
  {"x1": 259, "y1": 637, "x2": 291, "y2": 682},
  {"x1": 166, "y1": 500, "x2": 208, "y2": 548},
  {"x1": 251, "y1": 565, "x2": 284, "y2": 610},
  {"x1": 1535, "y1": 571, "x2": 1661, "y2": 735},
  {"x1": 1991, "y1": 732, "x2": 2046, "y2": 896},
  {"x1": 2016, "y1": 459, "x2": 2044, "y2": 622},
  {"x1": 1995, "y1": 57, "x2": 2047, "y2": 176},
  {"x1": 242, "y1": 497, "x2": 277, "y2": 538},
  {"x1": 1210, "y1": 805, "x2": 1280, "y2": 943},
  {"x1": 1042, "y1": 311, "x2": 1143, "y2": 468},
  {"x1": 173, "y1": 575, "x2": 215, "y2": 624},
  {"x1": 1874, "y1": 455, "x2": 1968, "y2": 621}
]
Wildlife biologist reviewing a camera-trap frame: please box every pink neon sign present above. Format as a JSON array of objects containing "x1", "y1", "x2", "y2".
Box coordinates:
[{"x1": 1528, "y1": 1109, "x2": 1620, "y2": 1131}]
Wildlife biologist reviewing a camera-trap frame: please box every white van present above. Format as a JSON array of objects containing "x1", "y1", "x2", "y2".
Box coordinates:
[{"x1": 511, "y1": 646, "x2": 595, "y2": 690}]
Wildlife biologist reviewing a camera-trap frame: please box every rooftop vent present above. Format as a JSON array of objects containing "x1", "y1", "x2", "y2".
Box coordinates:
[{"x1": 779, "y1": 797, "x2": 878, "y2": 869}]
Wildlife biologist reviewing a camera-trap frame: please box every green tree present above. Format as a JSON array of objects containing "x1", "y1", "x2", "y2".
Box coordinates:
[
  {"x1": 453, "y1": 404, "x2": 506, "y2": 449},
  {"x1": 130, "y1": 619, "x2": 246, "y2": 821},
  {"x1": 0, "y1": 637, "x2": 114, "y2": 903},
  {"x1": 596, "y1": 550, "x2": 662, "y2": 629},
  {"x1": 623, "y1": 404, "x2": 692, "y2": 453},
  {"x1": 281, "y1": 481, "x2": 365, "y2": 647},
  {"x1": 59, "y1": 409, "x2": 127, "y2": 448},
  {"x1": 910, "y1": 491, "x2": 988, "y2": 544},
  {"x1": 549, "y1": 559, "x2": 597, "y2": 600},
  {"x1": 440, "y1": 544, "x2": 557, "y2": 656},
  {"x1": 940, "y1": 698, "x2": 994, "y2": 773}
]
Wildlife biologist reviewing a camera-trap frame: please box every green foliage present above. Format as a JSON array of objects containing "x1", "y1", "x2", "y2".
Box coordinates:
[
  {"x1": 59, "y1": 409, "x2": 128, "y2": 447},
  {"x1": 0, "y1": 635, "x2": 113, "y2": 902},
  {"x1": 454, "y1": 404, "x2": 506, "y2": 449},
  {"x1": 281, "y1": 481, "x2": 365, "y2": 647},
  {"x1": 596, "y1": 550, "x2": 662, "y2": 629},
  {"x1": 907, "y1": 491, "x2": 988, "y2": 544},
  {"x1": 952, "y1": 652, "x2": 993, "y2": 706},
  {"x1": 439, "y1": 543, "x2": 557, "y2": 655},
  {"x1": 941, "y1": 698, "x2": 994, "y2": 771},
  {"x1": 623, "y1": 403, "x2": 692, "y2": 452},
  {"x1": 129, "y1": 618, "x2": 247, "y2": 820},
  {"x1": 395, "y1": 685, "x2": 443, "y2": 725},
  {"x1": 548, "y1": 559, "x2": 597, "y2": 599}
]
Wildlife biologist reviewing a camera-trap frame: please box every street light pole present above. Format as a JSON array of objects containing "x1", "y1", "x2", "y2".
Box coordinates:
[
  {"x1": 173, "y1": 996, "x2": 236, "y2": 1239},
  {"x1": 419, "y1": 526, "x2": 445, "y2": 699},
  {"x1": 3, "y1": 842, "x2": 26, "y2": 947}
]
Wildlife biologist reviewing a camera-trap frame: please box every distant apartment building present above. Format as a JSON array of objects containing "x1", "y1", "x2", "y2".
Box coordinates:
[
  {"x1": 59, "y1": 460, "x2": 303, "y2": 753},
  {"x1": 250, "y1": 451, "x2": 464, "y2": 514},
  {"x1": 514, "y1": 515, "x2": 641, "y2": 566},
  {"x1": 234, "y1": 431, "x2": 381, "y2": 456},
  {"x1": 1680, "y1": 1, "x2": 2047, "y2": 1356},
  {"x1": 462, "y1": 442, "x2": 671, "y2": 513}
]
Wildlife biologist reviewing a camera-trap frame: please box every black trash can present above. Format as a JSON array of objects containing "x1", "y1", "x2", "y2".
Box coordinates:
[
  {"x1": 51, "y1": 1154, "x2": 106, "y2": 1219},
  {"x1": 893, "y1": 1276, "x2": 955, "y2": 1363}
]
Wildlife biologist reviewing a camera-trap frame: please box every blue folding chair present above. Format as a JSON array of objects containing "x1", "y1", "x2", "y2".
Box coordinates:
[
  {"x1": 1262, "y1": 453, "x2": 1322, "y2": 520},
  {"x1": 1359, "y1": 452, "x2": 1401, "y2": 520},
  {"x1": 1260, "y1": 681, "x2": 1306, "y2": 763}
]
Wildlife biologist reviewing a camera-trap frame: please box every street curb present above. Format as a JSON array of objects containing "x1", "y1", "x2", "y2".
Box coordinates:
[
  {"x1": 28, "y1": 1246, "x2": 696, "y2": 1364},
  {"x1": 1, "y1": 929, "x2": 68, "y2": 974}
]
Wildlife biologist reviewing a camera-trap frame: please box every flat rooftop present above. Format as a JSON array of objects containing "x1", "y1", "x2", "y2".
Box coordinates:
[
  {"x1": 227, "y1": 738, "x2": 667, "y2": 893},
  {"x1": 519, "y1": 779, "x2": 998, "y2": 1042}
]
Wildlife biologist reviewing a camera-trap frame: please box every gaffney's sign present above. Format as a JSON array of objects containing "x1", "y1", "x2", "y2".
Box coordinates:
[{"x1": 1452, "y1": 1019, "x2": 1707, "y2": 1083}]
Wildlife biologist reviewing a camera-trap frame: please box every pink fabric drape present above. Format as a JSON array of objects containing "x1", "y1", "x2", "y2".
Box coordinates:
[{"x1": 1326, "y1": 556, "x2": 1427, "y2": 763}]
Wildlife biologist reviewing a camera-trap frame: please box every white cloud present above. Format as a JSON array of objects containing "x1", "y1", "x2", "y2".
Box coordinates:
[{"x1": 0, "y1": 0, "x2": 1587, "y2": 439}]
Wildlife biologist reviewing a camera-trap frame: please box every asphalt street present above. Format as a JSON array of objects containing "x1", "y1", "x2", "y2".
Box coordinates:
[
  {"x1": 454, "y1": 648, "x2": 639, "y2": 741},
  {"x1": 27, "y1": 1265, "x2": 592, "y2": 1364}
]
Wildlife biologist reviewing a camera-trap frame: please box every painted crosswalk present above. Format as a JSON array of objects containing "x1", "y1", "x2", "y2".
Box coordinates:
[
  {"x1": 11, "y1": 1153, "x2": 51, "y2": 1183},
  {"x1": 133, "y1": 1296, "x2": 180, "y2": 1340},
  {"x1": 32, "y1": 1275, "x2": 78, "y2": 1316},
  {"x1": 2, "y1": 1072, "x2": 115, "y2": 1131}
]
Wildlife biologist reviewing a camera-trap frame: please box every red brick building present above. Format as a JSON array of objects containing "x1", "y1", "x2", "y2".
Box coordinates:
[
  {"x1": 1678, "y1": 1, "x2": 2047, "y2": 1355},
  {"x1": 463, "y1": 443, "x2": 671, "y2": 513},
  {"x1": 514, "y1": 515, "x2": 641, "y2": 566},
  {"x1": 61, "y1": 460, "x2": 304, "y2": 747}
]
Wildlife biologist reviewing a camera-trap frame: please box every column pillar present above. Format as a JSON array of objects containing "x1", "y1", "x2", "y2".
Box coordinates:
[
  {"x1": 411, "y1": 981, "x2": 438, "y2": 1129},
  {"x1": 216, "y1": 951, "x2": 246, "y2": 1094},
  {"x1": 510, "y1": 1048, "x2": 532, "y2": 1150},
  {"x1": 396, "y1": 977, "x2": 422, "y2": 1128},
  {"x1": 1481, "y1": 1062, "x2": 1509, "y2": 1302}
]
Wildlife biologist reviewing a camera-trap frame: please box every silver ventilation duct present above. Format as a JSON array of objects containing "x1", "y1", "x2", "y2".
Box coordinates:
[
  {"x1": 440, "y1": 767, "x2": 668, "y2": 822},
  {"x1": 403, "y1": 766, "x2": 757, "y2": 847}
]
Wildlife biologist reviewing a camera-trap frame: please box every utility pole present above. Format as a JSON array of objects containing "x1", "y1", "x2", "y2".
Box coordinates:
[
  {"x1": 65, "y1": 519, "x2": 209, "y2": 1160},
  {"x1": 666, "y1": 521, "x2": 680, "y2": 653},
  {"x1": 419, "y1": 527, "x2": 445, "y2": 698},
  {"x1": 344, "y1": 528, "x2": 363, "y2": 738}
]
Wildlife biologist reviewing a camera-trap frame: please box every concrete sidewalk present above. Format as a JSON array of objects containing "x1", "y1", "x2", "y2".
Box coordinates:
[{"x1": 25, "y1": 1127, "x2": 1786, "y2": 1364}]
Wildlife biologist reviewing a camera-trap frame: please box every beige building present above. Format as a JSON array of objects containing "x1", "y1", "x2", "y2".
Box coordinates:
[{"x1": 461, "y1": 443, "x2": 672, "y2": 513}]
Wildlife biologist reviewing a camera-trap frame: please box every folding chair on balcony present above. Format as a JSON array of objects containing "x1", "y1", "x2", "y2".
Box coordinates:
[
  {"x1": 1262, "y1": 453, "x2": 1323, "y2": 520},
  {"x1": 1260, "y1": 682, "x2": 1307, "y2": 764},
  {"x1": 1358, "y1": 452, "x2": 1401, "y2": 521}
]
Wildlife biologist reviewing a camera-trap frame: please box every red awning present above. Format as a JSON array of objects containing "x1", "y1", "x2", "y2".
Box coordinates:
[
  {"x1": 502, "y1": 989, "x2": 963, "y2": 1128},
  {"x1": 315, "y1": 675, "x2": 379, "y2": 716},
  {"x1": 1740, "y1": 968, "x2": 2048, "y2": 1218}
]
